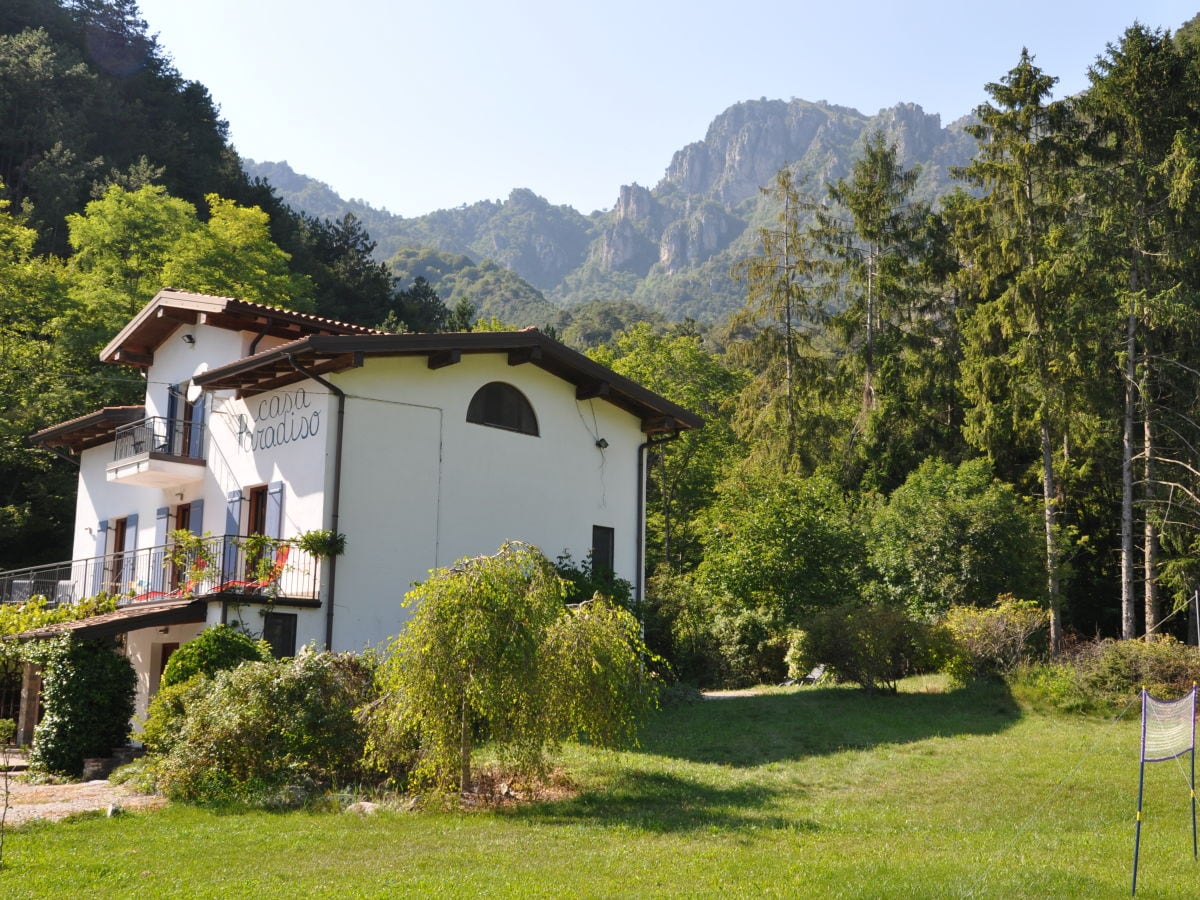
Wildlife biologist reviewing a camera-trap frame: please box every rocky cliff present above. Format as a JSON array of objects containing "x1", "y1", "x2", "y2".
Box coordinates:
[{"x1": 247, "y1": 97, "x2": 976, "y2": 325}]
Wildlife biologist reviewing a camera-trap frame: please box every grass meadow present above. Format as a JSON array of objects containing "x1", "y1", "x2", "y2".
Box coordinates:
[{"x1": 5, "y1": 677, "x2": 1197, "y2": 898}]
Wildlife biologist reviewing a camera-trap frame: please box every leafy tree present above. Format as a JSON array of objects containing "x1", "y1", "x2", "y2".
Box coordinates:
[
  {"x1": 160, "y1": 194, "x2": 314, "y2": 309},
  {"x1": 697, "y1": 472, "x2": 863, "y2": 625},
  {"x1": 868, "y1": 458, "x2": 1043, "y2": 618},
  {"x1": 590, "y1": 322, "x2": 746, "y2": 572},
  {"x1": 367, "y1": 543, "x2": 657, "y2": 792}
]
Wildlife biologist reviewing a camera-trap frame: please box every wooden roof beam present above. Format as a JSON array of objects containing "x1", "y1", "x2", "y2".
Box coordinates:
[
  {"x1": 508, "y1": 346, "x2": 542, "y2": 366},
  {"x1": 427, "y1": 349, "x2": 462, "y2": 370},
  {"x1": 576, "y1": 381, "x2": 610, "y2": 401}
]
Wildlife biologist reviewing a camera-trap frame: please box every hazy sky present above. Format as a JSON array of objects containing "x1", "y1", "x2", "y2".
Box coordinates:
[{"x1": 136, "y1": 0, "x2": 1196, "y2": 218}]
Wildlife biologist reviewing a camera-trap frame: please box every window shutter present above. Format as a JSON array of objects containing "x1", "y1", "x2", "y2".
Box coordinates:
[
  {"x1": 151, "y1": 507, "x2": 169, "y2": 593},
  {"x1": 224, "y1": 490, "x2": 243, "y2": 582},
  {"x1": 266, "y1": 481, "x2": 284, "y2": 539},
  {"x1": 188, "y1": 395, "x2": 206, "y2": 459},
  {"x1": 91, "y1": 519, "x2": 108, "y2": 597},
  {"x1": 121, "y1": 513, "x2": 138, "y2": 590},
  {"x1": 189, "y1": 499, "x2": 204, "y2": 536}
]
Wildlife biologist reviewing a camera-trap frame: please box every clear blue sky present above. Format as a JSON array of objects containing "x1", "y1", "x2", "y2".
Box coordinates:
[{"x1": 136, "y1": 0, "x2": 1197, "y2": 218}]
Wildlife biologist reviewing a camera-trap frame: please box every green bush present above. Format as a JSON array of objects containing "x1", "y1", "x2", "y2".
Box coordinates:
[
  {"x1": 643, "y1": 571, "x2": 721, "y2": 687},
  {"x1": 794, "y1": 602, "x2": 939, "y2": 693},
  {"x1": 1012, "y1": 637, "x2": 1200, "y2": 715},
  {"x1": 160, "y1": 624, "x2": 270, "y2": 689},
  {"x1": 712, "y1": 607, "x2": 788, "y2": 688},
  {"x1": 150, "y1": 649, "x2": 374, "y2": 805},
  {"x1": 28, "y1": 637, "x2": 136, "y2": 777},
  {"x1": 941, "y1": 595, "x2": 1047, "y2": 684}
]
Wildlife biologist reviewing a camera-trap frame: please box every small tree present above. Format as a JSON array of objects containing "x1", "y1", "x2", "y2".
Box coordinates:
[{"x1": 367, "y1": 543, "x2": 658, "y2": 792}]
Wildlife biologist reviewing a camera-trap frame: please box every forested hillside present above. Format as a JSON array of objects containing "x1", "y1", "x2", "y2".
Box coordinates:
[{"x1": 4, "y1": 1, "x2": 1200, "y2": 687}]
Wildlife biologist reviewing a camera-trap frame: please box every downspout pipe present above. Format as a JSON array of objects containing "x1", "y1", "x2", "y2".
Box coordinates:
[
  {"x1": 635, "y1": 432, "x2": 678, "y2": 634},
  {"x1": 287, "y1": 355, "x2": 347, "y2": 651}
]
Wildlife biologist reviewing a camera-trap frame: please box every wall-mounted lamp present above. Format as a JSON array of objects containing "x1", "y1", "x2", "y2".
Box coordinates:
[
  {"x1": 181, "y1": 334, "x2": 196, "y2": 345},
  {"x1": 595, "y1": 438, "x2": 609, "y2": 449}
]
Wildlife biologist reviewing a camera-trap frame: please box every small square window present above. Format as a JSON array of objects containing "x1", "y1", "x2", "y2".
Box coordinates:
[{"x1": 262, "y1": 612, "x2": 297, "y2": 659}]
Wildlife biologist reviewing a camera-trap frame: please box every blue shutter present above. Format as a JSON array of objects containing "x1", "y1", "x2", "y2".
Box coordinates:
[
  {"x1": 189, "y1": 499, "x2": 204, "y2": 536},
  {"x1": 224, "y1": 490, "x2": 243, "y2": 582},
  {"x1": 91, "y1": 519, "x2": 108, "y2": 597},
  {"x1": 266, "y1": 481, "x2": 284, "y2": 540},
  {"x1": 188, "y1": 395, "x2": 206, "y2": 459},
  {"x1": 121, "y1": 513, "x2": 138, "y2": 592},
  {"x1": 150, "y1": 507, "x2": 169, "y2": 593}
]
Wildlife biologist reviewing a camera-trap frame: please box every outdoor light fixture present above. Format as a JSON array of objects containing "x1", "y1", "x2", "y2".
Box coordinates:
[{"x1": 181, "y1": 334, "x2": 196, "y2": 344}]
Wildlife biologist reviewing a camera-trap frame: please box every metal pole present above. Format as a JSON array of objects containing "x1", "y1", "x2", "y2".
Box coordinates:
[
  {"x1": 1191, "y1": 685, "x2": 1197, "y2": 860},
  {"x1": 1133, "y1": 688, "x2": 1148, "y2": 896}
]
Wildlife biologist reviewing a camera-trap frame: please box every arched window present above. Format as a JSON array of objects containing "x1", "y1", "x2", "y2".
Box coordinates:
[{"x1": 466, "y1": 382, "x2": 539, "y2": 436}]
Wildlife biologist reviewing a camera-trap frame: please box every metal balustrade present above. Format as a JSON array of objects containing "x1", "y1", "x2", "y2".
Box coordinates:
[
  {"x1": 113, "y1": 416, "x2": 206, "y2": 462},
  {"x1": 0, "y1": 536, "x2": 319, "y2": 608}
]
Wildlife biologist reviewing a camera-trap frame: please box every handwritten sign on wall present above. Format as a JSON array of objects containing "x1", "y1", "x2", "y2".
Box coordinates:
[{"x1": 237, "y1": 387, "x2": 321, "y2": 452}]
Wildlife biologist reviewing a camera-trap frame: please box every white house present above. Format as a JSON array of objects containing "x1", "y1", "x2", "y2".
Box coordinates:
[{"x1": 5, "y1": 289, "x2": 700, "y2": 737}]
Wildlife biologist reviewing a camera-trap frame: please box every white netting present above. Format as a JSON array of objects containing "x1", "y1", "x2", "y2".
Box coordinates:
[{"x1": 1142, "y1": 689, "x2": 1197, "y2": 763}]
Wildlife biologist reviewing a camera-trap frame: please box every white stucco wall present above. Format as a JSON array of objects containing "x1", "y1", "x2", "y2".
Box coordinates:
[{"x1": 327, "y1": 354, "x2": 644, "y2": 651}]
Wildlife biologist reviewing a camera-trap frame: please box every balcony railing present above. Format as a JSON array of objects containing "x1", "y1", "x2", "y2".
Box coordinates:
[
  {"x1": 113, "y1": 416, "x2": 206, "y2": 463},
  {"x1": 0, "y1": 536, "x2": 320, "y2": 609}
]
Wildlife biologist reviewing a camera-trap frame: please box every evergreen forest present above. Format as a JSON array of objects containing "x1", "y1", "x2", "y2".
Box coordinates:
[{"x1": 5, "y1": 1, "x2": 1200, "y2": 685}]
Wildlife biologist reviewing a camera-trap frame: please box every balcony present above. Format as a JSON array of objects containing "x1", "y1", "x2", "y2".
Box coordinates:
[
  {"x1": 0, "y1": 536, "x2": 320, "y2": 610},
  {"x1": 106, "y1": 417, "x2": 206, "y2": 487}
]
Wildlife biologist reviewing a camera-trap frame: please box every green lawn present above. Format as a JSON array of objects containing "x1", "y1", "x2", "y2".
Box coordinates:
[{"x1": 6, "y1": 678, "x2": 1197, "y2": 898}]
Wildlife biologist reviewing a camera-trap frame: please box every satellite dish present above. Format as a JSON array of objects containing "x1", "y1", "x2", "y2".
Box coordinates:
[{"x1": 186, "y1": 362, "x2": 209, "y2": 403}]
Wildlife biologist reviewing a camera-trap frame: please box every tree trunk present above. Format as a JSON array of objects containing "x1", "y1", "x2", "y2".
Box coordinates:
[
  {"x1": 1143, "y1": 396, "x2": 1160, "y2": 638},
  {"x1": 1040, "y1": 413, "x2": 1063, "y2": 652},
  {"x1": 1121, "y1": 307, "x2": 1136, "y2": 638}
]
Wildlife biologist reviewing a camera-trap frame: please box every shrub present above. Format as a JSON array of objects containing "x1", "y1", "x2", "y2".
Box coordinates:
[
  {"x1": 941, "y1": 595, "x2": 1047, "y2": 684},
  {"x1": 794, "y1": 602, "x2": 939, "y2": 693},
  {"x1": 28, "y1": 637, "x2": 136, "y2": 777},
  {"x1": 711, "y1": 606, "x2": 788, "y2": 688},
  {"x1": 1012, "y1": 637, "x2": 1200, "y2": 715},
  {"x1": 160, "y1": 624, "x2": 270, "y2": 689},
  {"x1": 643, "y1": 571, "x2": 721, "y2": 687},
  {"x1": 554, "y1": 551, "x2": 633, "y2": 608},
  {"x1": 150, "y1": 649, "x2": 374, "y2": 805}
]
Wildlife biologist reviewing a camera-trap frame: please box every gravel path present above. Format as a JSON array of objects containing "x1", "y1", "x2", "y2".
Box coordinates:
[{"x1": 1, "y1": 779, "x2": 166, "y2": 826}]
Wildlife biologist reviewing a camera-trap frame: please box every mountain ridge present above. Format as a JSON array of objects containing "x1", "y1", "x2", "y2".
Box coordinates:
[{"x1": 246, "y1": 97, "x2": 976, "y2": 325}]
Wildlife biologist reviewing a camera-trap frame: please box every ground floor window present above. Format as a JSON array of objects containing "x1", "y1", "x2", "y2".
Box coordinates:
[
  {"x1": 262, "y1": 612, "x2": 297, "y2": 658},
  {"x1": 591, "y1": 525, "x2": 615, "y2": 577}
]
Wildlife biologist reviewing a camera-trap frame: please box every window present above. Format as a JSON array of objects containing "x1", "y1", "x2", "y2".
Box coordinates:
[
  {"x1": 591, "y1": 525, "x2": 615, "y2": 578},
  {"x1": 262, "y1": 612, "x2": 297, "y2": 658},
  {"x1": 466, "y1": 382, "x2": 539, "y2": 436}
]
